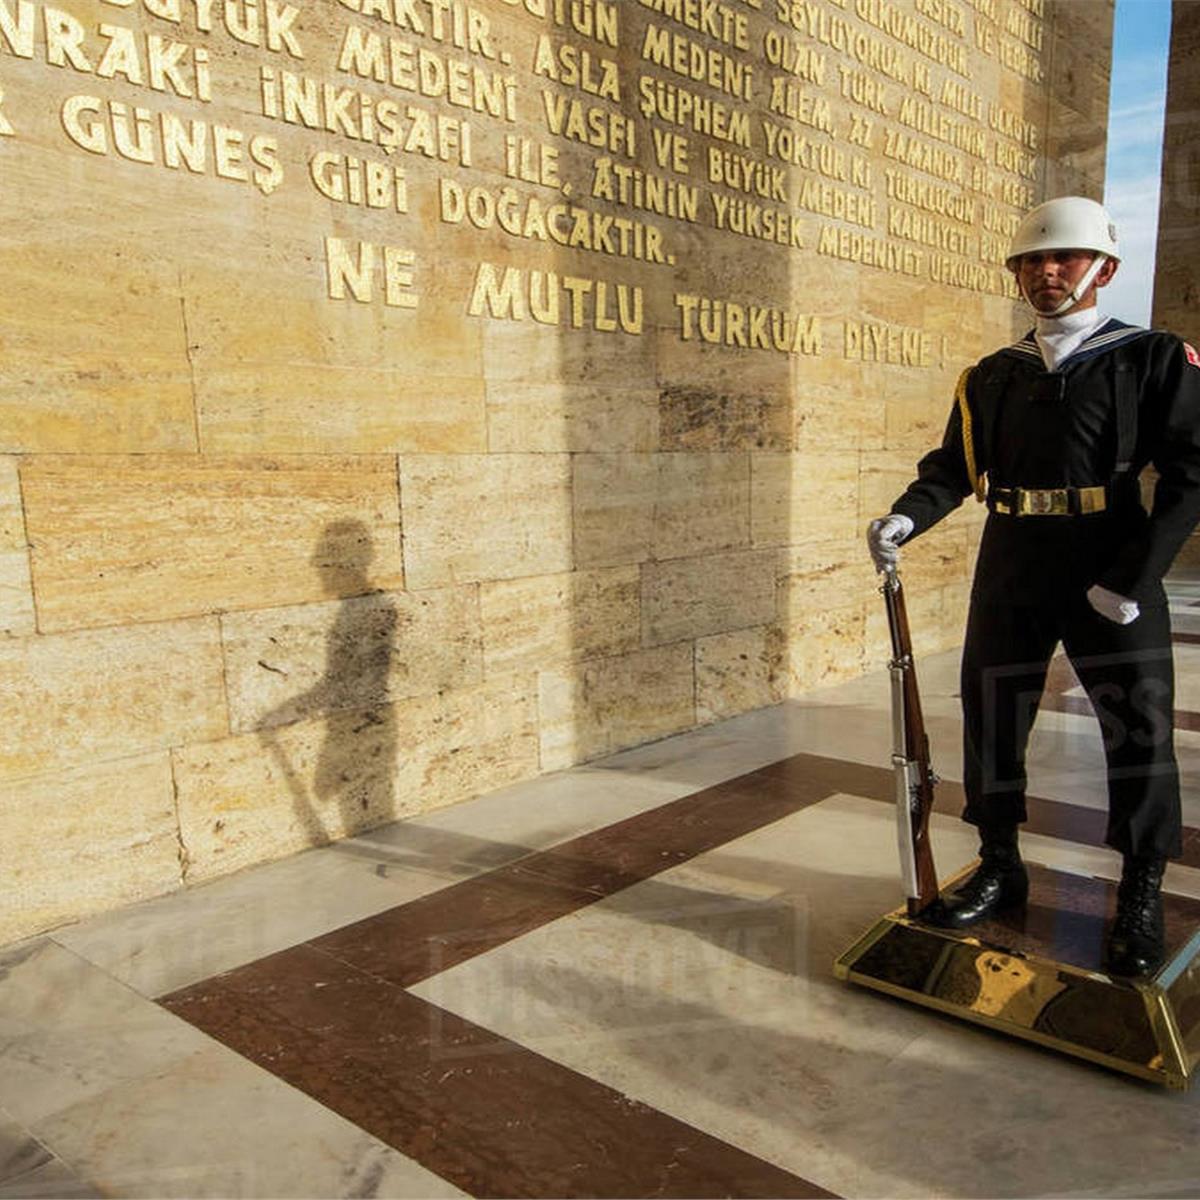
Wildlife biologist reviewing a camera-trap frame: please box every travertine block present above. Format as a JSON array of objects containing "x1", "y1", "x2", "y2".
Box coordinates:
[
  {"x1": 794, "y1": 360, "x2": 884, "y2": 451},
  {"x1": 0, "y1": 238, "x2": 196, "y2": 454},
  {"x1": 221, "y1": 586, "x2": 483, "y2": 733},
  {"x1": 400, "y1": 455, "x2": 572, "y2": 589},
  {"x1": 487, "y1": 383, "x2": 658, "y2": 453},
  {"x1": 884, "y1": 371, "x2": 954, "y2": 453},
  {"x1": 0, "y1": 456, "x2": 33, "y2": 635},
  {"x1": 642, "y1": 549, "x2": 778, "y2": 647},
  {"x1": 751, "y1": 452, "x2": 860, "y2": 547},
  {"x1": 778, "y1": 542, "x2": 877, "y2": 625},
  {"x1": 573, "y1": 454, "x2": 657, "y2": 569},
  {"x1": 778, "y1": 604, "x2": 868, "y2": 697},
  {"x1": 175, "y1": 676, "x2": 540, "y2": 882},
  {"x1": 198, "y1": 369, "x2": 486, "y2": 455},
  {"x1": 0, "y1": 620, "x2": 226, "y2": 782},
  {"x1": 538, "y1": 645, "x2": 695, "y2": 771},
  {"x1": 653, "y1": 452, "x2": 750, "y2": 559},
  {"x1": 658, "y1": 384, "x2": 791, "y2": 452},
  {"x1": 0, "y1": 755, "x2": 181, "y2": 945},
  {"x1": 20, "y1": 456, "x2": 404, "y2": 632},
  {"x1": 696, "y1": 625, "x2": 785, "y2": 725},
  {"x1": 481, "y1": 568, "x2": 640, "y2": 676}
]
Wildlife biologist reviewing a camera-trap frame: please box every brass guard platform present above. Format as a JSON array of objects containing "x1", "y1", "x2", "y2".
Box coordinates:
[{"x1": 835, "y1": 862, "x2": 1200, "y2": 1089}]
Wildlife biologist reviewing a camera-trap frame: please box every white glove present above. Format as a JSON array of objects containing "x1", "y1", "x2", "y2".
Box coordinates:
[
  {"x1": 867, "y1": 514, "x2": 914, "y2": 573},
  {"x1": 1087, "y1": 583, "x2": 1140, "y2": 625}
]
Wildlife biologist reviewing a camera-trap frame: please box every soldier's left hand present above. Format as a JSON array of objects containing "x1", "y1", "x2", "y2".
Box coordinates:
[{"x1": 1087, "y1": 584, "x2": 1140, "y2": 625}]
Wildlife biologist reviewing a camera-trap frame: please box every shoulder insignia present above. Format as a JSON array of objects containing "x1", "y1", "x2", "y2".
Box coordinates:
[{"x1": 1185, "y1": 343, "x2": 1199, "y2": 368}]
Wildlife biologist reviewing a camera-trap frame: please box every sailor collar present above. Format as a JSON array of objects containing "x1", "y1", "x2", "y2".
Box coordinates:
[{"x1": 1000, "y1": 317, "x2": 1150, "y2": 370}]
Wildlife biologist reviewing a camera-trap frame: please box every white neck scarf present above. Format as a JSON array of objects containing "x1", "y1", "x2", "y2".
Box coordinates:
[{"x1": 1034, "y1": 308, "x2": 1107, "y2": 371}]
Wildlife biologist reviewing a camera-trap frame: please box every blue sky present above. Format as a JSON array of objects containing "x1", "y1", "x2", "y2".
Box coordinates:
[{"x1": 1102, "y1": 0, "x2": 1173, "y2": 325}]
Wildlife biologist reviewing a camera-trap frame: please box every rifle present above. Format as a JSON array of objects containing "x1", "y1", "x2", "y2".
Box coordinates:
[{"x1": 881, "y1": 567, "x2": 940, "y2": 917}]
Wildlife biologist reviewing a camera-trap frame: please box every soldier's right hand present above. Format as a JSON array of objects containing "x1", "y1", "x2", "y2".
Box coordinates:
[{"x1": 866, "y1": 514, "x2": 914, "y2": 573}]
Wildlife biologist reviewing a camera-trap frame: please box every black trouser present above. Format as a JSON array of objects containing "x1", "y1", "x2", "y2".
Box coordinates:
[{"x1": 960, "y1": 595, "x2": 1182, "y2": 859}]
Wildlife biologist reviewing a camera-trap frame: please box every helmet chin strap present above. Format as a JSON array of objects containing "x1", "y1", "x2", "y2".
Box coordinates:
[{"x1": 1030, "y1": 253, "x2": 1109, "y2": 317}]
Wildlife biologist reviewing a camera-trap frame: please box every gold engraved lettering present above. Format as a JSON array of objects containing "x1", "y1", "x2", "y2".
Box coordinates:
[
  {"x1": 60, "y1": 93, "x2": 282, "y2": 191},
  {"x1": 852, "y1": 0, "x2": 969, "y2": 77},
  {"x1": 929, "y1": 253, "x2": 1002, "y2": 294},
  {"x1": 637, "y1": 0, "x2": 749, "y2": 49},
  {"x1": 641, "y1": 22, "x2": 753, "y2": 100},
  {"x1": 938, "y1": 76, "x2": 980, "y2": 119},
  {"x1": 883, "y1": 126, "x2": 964, "y2": 184},
  {"x1": 766, "y1": 77, "x2": 835, "y2": 130},
  {"x1": 774, "y1": 1, "x2": 913, "y2": 85},
  {"x1": 996, "y1": 34, "x2": 1042, "y2": 82},
  {"x1": 468, "y1": 262, "x2": 644, "y2": 334},
  {"x1": 887, "y1": 204, "x2": 971, "y2": 253},
  {"x1": 992, "y1": 137, "x2": 1036, "y2": 180},
  {"x1": 549, "y1": 0, "x2": 619, "y2": 48},
  {"x1": 6, "y1": 12, "x2": 212, "y2": 100},
  {"x1": 762, "y1": 29, "x2": 825, "y2": 84},
  {"x1": 836, "y1": 63, "x2": 888, "y2": 115},
  {"x1": 675, "y1": 292, "x2": 820, "y2": 355},
  {"x1": 761, "y1": 119, "x2": 845, "y2": 178},
  {"x1": 636, "y1": 75, "x2": 751, "y2": 146},
  {"x1": 981, "y1": 202, "x2": 1018, "y2": 235},
  {"x1": 1004, "y1": 3, "x2": 1041, "y2": 50},
  {"x1": 816, "y1": 224, "x2": 924, "y2": 276},
  {"x1": 335, "y1": 0, "x2": 498, "y2": 59},
  {"x1": 338, "y1": 26, "x2": 517, "y2": 120},
  {"x1": 532, "y1": 34, "x2": 619, "y2": 100},
  {"x1": 897, "y1": 94, "x2": 987, "y2": 158},
  {"x1": 591, "y1": 156, "x2": 700, "y2": 222},
  {"x1": 651, "y1": 126, "x2": 688, "y2": 172},
  {"x1": 503, "y1": 134, "x2": 560, "y2": 187},
  {"x1": 913, "y1": 0, "x2": 963, "y2": 36},
  {"x1": 542, "y1": 89, "x2": 635, "y2": 156},
  {"x1": 311, "y1": 150, "x2": 408, "y2": 209},
  {"x1": 261, "y1": 67, "x2": 474, "y2": 164},
  {"x1": 844, "y1": 319, "x2": 932, "y2": 365},
  {"x1": 325, "y1": 237, "x2": 418, "y2": 307},
  {"x1": 987, "y1": 101, "x2": 1038, "y2": 150},
  {"x1": 0, "y1": 0, "x2": 35, "y2": 57},
  {"x1": 884, "y1": 168, "x2": 975, "y2": 224},
  {"x1": 795, "y1": 178, "x2": 874, "y2": 229},
  {"x1": 998, "y1": 177, "x2": 1033, "y2": 208},
  {"x1": 707, "y1": 146, "x2": 785, "y2": 200},
  {"x1": 440, "y1": 177, "x2": 668, "y2": 262},
  {"x1": 710, "y1": 192, "x2": 805, "y2": 247}
]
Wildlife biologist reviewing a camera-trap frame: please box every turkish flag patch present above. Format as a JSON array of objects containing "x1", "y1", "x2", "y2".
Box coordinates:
[{"x1": 1186, "y1": 342, "x2": 1200, "y2": 368}]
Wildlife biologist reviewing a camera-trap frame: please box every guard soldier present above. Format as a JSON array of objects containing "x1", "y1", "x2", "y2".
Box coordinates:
[{"x1": 867, "y1": 196, "x2": 1200, "y2": 975}]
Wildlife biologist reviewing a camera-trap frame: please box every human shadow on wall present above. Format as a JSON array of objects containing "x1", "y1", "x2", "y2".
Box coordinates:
[{"x1": 256, "y1": 519, "x2": 400, "y2": 847}]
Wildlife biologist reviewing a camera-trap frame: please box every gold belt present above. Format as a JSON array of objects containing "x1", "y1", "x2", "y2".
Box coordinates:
[{"x1": 988, "y1": 485, "x2": 1108, "y2": 516}]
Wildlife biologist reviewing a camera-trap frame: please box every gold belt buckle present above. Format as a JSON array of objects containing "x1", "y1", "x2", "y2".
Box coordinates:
[{"x1": 1017, "y1": 488, "x2": 1069, "y2": 515}]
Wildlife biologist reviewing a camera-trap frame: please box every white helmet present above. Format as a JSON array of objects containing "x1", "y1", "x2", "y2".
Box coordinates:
[{"x1": 1006, "y1": 197, "x2": 1120, "y2": 315}]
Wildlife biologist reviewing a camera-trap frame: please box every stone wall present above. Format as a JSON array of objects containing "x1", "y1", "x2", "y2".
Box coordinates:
[
  {"x1": 1152, "y1": 0, "x2": 1198, "y2": 564},
  {"x1": 0, "y1": 0, "x2": 1111, "y2": 942}
]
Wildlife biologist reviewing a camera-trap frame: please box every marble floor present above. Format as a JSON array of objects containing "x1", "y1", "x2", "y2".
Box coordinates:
[{"x1": 5, "y1": 580, "x2": 1200, "y2": 1197}]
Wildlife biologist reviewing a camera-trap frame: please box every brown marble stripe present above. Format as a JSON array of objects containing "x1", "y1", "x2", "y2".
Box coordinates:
[
  {"x1": 310, "y1": 758, "x2": 844, "y2": 989},
  {"x1": 1041, "y1": 654, "x2": 1200, "y2": 735},
  {"x1": 164, "y1": 943, "x2": 832, "y2": 1199}
]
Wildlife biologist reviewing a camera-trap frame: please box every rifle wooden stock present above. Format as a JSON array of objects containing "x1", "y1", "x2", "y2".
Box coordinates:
[{"x1": 882, "y1": 570, "x2": 940, "y2": 916}]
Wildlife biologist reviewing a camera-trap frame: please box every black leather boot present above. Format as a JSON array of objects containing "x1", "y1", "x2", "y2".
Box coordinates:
[
  {"x1": 926, "y1": 826, "x2": 1029, "y2": 929},
  {"x1": 1105, "y1": 854, "x2": 1167, "y2": 977}
]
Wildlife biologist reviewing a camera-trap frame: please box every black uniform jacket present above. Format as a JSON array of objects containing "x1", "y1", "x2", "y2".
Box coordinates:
[{"x1": 891, "y1": 320, "x2": 1200, "y2": 605}]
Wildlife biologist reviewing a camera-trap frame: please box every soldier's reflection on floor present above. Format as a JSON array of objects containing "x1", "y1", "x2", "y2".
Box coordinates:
[{"x1": 257, "y1": 519, "x2": 400, "y2": 846}]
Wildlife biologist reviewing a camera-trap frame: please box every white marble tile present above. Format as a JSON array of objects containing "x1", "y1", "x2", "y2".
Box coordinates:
[
  {"x1": 33, "y1": 1044, "x2": 464, "y2": 1199},
  {"x1": 0, "y1": 940, "x2": 212, "y2": 1126},
  {"x1": 56, "y1": 766, "x2": 692, "y2": 1001},
  {"x1": 411, "y1": 794, "x2": 1200, "y2": 1200}
]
